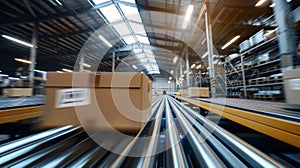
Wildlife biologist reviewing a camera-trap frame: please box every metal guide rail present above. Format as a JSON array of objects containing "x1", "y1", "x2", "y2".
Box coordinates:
[
  {"x1": 0, "y1": 106, "x2": 43, "y2": 125},
  {"x1": 0, "y1": 96, "x2": 45, "y2": 124},
  {"x1": 174, "y1": 95, "x2": 300, "y2": 149},
  {"x1": 0, "y1": 96, "x2": 284, "y2": 167}
]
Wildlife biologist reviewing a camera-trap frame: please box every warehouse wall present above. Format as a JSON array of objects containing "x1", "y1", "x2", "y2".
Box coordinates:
[{"x1": 152, "y1": 76, "x2": 175, "y2": 95}]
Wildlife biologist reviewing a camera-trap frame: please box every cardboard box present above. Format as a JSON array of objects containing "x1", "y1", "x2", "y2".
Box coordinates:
[
  {"x1": 40, "y1": 72, "x2": 152, "y2": 133},
  {"x1": 284, "y1": 69, "x2": 300, "y2": 105},
  {"x1": 199, "y1": 87, "x2": 210, "y2": 98},
  {"x1": 179, "y1": 89, "x2": 188, "y2": 96},
  {"x1": 188, "y1": 87, "x2": 210, "y2": 98},
  {"x1": 3, "y1": 88, "x2": 32, "y2": 97},
  {"x1": 188, "y1": 87, "x2": 200, "y2": 97}
]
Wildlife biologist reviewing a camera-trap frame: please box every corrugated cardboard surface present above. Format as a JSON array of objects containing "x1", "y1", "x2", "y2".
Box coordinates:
[
  {"x1": 179, "y1": 90, "x2": 188, "y2": 96},
  {"x1": 3, "y1": 88, "x2": 32, "y2": 97},
  {"x1": 41, "y1": 72, "x2": 152, "y2": 132},
  {"x1": 187, "y1": 87, "x2": 210, "y2": 98},
  {"x1": 89, "y1": 72, "x2": 142, "y2": 88},
  {"x1": 199, "y1": 87, "x2": 210, "y2": 98},
  {"x1": 46, "y1": 72, "x2": 90, "y2": 87},
  {"x1": 283, "y1": 69, "x2": 300, "y2": 79},
  {"x1": 188, "y1": 87, "x2": 201, "y2": 97},
  {"x1": 284, "y1": 69, "x2": 300, "y2": 105}
]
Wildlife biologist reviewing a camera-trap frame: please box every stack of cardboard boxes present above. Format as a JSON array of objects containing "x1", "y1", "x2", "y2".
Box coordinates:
[
  {"x1": 3, "y1": 88, "x2": 32, "y2": 97},
  {"x1": 179, "y1": 89, "x2": 188, "y2": 96},
  {"x1": 284, "y1": 69, "x2": 300, "y2": 105},
  {"x1": 188, "y1": 87, "x2": 210, "y2": 98},
  {"x1": 40, "y1": 72, "x2": 152, "y2": 133}
]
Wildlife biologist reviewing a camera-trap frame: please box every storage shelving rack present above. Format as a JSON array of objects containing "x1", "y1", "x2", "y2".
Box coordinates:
[{"x1": 224, "y1": 34, "x2": 286, "y2": 100}]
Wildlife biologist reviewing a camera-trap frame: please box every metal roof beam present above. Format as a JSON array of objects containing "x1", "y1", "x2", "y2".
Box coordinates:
[
  {"x1": 138, "y1": 4, "x2": 178, "y2": 14},
  {"x1": 0, "y1": 2, "x2": 111, "y2": 26},
  {"x1": 113, "y1": 43, "x2": 179, "y2": 53}
]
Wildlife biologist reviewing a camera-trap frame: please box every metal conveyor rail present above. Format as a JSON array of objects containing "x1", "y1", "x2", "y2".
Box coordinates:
[{"x1": 0, "y1": 95, "x2": 284, "y2": 167}]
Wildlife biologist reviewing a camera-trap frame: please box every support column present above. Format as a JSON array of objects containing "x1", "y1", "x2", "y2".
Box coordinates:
[
  {"x1": 241, "y1": 56, "x2": 247, "y2": 98},
  {"x1": 179, "y1": 59, "x2": 183, "y2": 89},
  {"x1": 29, "y1": 22, "x2": 38, "y2": 85},
  {"x1": 272, "y1": 0, "x2": 297, "y2": 70},
  {"x1": 205, "y1": 9, "x2": 216, "y2": 97},
  {"x1": 198, "y1": 70, "x2": 202, "y2": 87},
  {"x1": 175, "y1": 64, "x2": 179, "y2": 91},
  {"x1": 79, "y1": 56, "x2": 84, "y2": 72},
  {"x1": 186, "y1": 48, "x2": 190, "y2": 88},
  {"x1": 112, "y1": 51, "x2": 115, "y2": 72}
]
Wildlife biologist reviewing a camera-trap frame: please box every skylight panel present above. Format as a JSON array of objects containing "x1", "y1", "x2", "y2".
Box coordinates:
[
  {"x1": 123, "y1": 35, "x2": 136, "y2": 44},
  {"x1": 120, "y1": 0, "x2": 136, "y2": 4},
  {"x1": 143, "y1": 49, "x2": 153, "y2": 54},
  {"x1": 148, "y1": 70, "x2": 160, "y2": 74},
  {"x1": 129, "y1": 22, "x2": 146, "y2": 35},
  {"x1": 92, "y1": 0, "x2": 110, "y2": 5},
  {"x1": 153, "y1": 66, "x2": 159, "y2": 71},
  {"x1": 149, "y1": 58, "x2": 156, "y2": 63},
  {"x1": 140, "y1": 58, "x2": 148, "y2": 63},
  {"x1": 145, "y1": 64, "x2": 152, "y2": 69},
  {"x1": 137, "y1": 35, "x2": 150, "y2": 44},
  {"x1": 112, "y1": 22, "x2": 131, "y2": 36},
  {"x1": 136, "y1": 53, "x2": 146, "y2": 59},
  {"x1": 146, "y1": 54, "x2": 155, "y2": 59},
  {"x1": 119, "y1": 4, "x2": 138, "y2": 16},
  {"x1": 133, "y1": 49, "x2": 142, "y2": 54},
  {"x1": 99, "y1": 5, "x2": 122, "y2": 22}
]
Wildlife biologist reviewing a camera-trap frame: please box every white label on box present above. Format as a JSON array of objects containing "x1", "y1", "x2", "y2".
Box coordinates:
[
  {"x1": 56, "y1": 88, "x2": 90, "y2": 108},
  {"x1": 289, "y1": 78, "x2": 300, "y2": 90}
]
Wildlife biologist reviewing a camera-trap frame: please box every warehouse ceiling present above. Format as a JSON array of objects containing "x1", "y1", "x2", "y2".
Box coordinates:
[{"x1": 0, "y1": 0, "x2": 299, "y2": 77}]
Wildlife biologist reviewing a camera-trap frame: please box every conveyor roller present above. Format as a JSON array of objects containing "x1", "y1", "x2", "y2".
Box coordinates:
[{"x1": 0, "y1": 95, "x2": 283, "y2": 167}]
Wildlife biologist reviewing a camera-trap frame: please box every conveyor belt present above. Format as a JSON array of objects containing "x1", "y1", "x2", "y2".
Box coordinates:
[
  {"x1": 0, "y1": 96, "x2": 45, "y2": 124},
  {"x1": 0, "y1": 95, "x2": 284, "y2": 167},
  {"x1": 174, "y1": 95, "x2": 300, "y2": 149},
  {"x1": 195, "y1": 98, "x2": 300, "y2": 122},
  {"x1": 0, "y1": 96, "x2": 45, "y2": 110}
]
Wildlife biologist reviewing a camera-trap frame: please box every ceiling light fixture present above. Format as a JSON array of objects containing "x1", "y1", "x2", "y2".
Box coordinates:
[
  {"x1": 99, "y1": 4, "x2": 122, "y2": 22},
  {"x1": 221, "y1": 35, "x2": 240, "y2": 50},
  {"x1": 201, "y1": 38, "x2": 206, "y2": 45},
  {"x1": 34, "y1": 70, "x2": 46, "y2": 73},
  {"x1": 184, "y1": 70, "x2": 187, "y2": 74},
  {"x1": 201, "y1": 51, "x2": 208, "y2": 59},
  {"x1": 9, "y1": 77, "x2": 20, "y2": 80},
  {"x1": 14, "y1": 58, "x2": 32, "y2": 64},
  {"x1": 265, "y1": 28, "x2": 278, "y2": 36},
  {"x1": 169, "y1": 77, "x2": 172, "y2": 80},
  {"x1": 132, "y1": 65, "x2": 137, "y2": 69},
  {"x1": 83, "y1": 63, "x2": 91, "y2": 68},
  {"x1": 196, "y1": 65, "x2": 202, "y2": 69},
  {"x1": 55, "y1": 0, "x2": 63, "y2": 6},
  {"x1": 2, "y1": 35, "x2": 33, "y2": 48},
  {"x1": 255, "y1": 0, "x2": 267, "y2": 7},
  {"x1": 182, "y1": 5, "x2": 194, "y2": 29},
  {"x1": 62, "y1": 68, "x2": 73, "y2": 72},
  {"x1": 191, "y1": 64, "x2": 195, "y2": 68},
  {"x1": 170, "y1": 70, "x2": 174, "y2": 74},
  {"x1": 270, "y1": 0, "x2": 291, "y2": 7},
  {"x1": 98, "y1": 35, "x2": 112, "y2": 47},
  {"x1": 173, "y1": 56, "x2": 178, "y2": 64}
]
